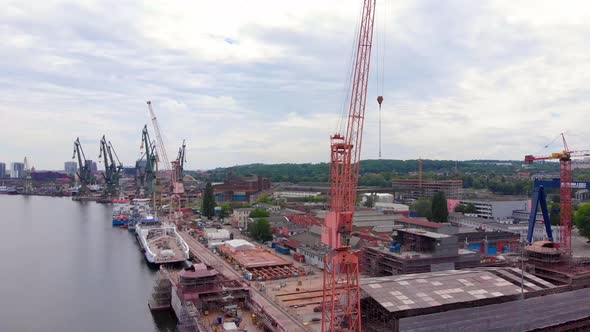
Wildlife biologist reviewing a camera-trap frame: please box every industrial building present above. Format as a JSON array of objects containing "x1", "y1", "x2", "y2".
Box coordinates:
[
  {"x1": 393, "y1": 217, "x2": 458, "y2": 234},
  {"x1": 359, "y1": 268, "x2": 561, "y2": 332},
  {"x1": 363, "y1": 228, "x2": 480, "y2": 276},
  {"x1": 213, "y1": 174, "x2": 271, "y2": 203},
  {"x1": 458, "y1": 199, "x2": 529, "y2": 219},
  {"x1": 392, "y1": 179, "x2": 463, "y2": 199},
  {"x1": 374, "y1": 202, "x2": 409, "y2": 215},
  {"x1": 231, "y1": 208, "x2": 254, "y2": 228},
  {"x1": 450, "y1": 213, "x2": 562, "y2": 243},
  {"x1": 455, "y1": 230, "x2": 520, "y2": 255}
]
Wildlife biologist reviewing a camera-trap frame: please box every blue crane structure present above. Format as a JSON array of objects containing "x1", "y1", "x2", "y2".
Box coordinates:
[{"x1": 528, "y1": 178, "x2": 590, "y2": 244}]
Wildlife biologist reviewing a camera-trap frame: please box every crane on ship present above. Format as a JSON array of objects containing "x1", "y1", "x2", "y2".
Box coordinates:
[
  {"x1": 135, "y1": 125, "x2": 158, "y2": 198},
  {"x1": 98, "y1": 135, "x2": 123, "y2": 197},
  {"x1": 72, "y1": 137, "x2": 94, "y2": 196},
  {"x1": 321, "y1": 0, "x2": 378, "y2": 331},
  {"x1": 524, "y1": 133, "x2": 590, "y2": 255}
]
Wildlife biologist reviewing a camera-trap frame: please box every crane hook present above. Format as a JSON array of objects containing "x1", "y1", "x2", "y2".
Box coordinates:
[{"x1": 377, "y1": 95, "x2": 383, "y2": 108}]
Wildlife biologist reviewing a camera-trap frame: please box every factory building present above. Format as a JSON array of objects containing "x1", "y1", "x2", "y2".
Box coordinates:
[
  {"x1": 392, "y1": 179, "x2": 463, "y2": 199},
  {"x1": 213, "y1": 174, "x2": 271, "y2": 203},
  {"x1": 363, "y1": 228, "x2": 480, "y2": 276},
  {"x1": 458, "y1": 199, "x2": 529, "y2": 219},
  {"x1": 360, "y1": 268, "x2": 565, "y2": 332}
]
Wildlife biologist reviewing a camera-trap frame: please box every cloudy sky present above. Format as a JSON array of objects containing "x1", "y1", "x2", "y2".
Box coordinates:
[{"x1": 2, "y1": 0, "x2": 590, "y2": 170}]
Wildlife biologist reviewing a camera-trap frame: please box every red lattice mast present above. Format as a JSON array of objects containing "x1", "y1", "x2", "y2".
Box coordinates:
[
  {"x1": 524, "y1": 133, "x2": 590, "y2": 256},
  {"x1": 321, "y1": 1, "x2": 377, "y2": 331}
]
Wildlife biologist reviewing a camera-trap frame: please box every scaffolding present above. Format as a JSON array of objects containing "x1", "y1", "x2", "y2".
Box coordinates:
[
  {"x1": 148, "y1": 268, "x2": 172, "y2": 311},
  {"x1": 176, "y1": 301, "x2": 205, "y2": 332}
]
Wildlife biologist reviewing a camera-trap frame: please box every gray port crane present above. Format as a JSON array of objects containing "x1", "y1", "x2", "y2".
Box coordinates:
[
  {"x1": 135, "y1": 125, "x2": 158, "y2": 197},
  {"x1": 72, "y1": 137, "x2": 94, "y2": 196},
  {"x1": 171, "y1": 139, "x2": 186, "y2": 194},
  {"x1": 98, "y1": 135, "x2": 123, "y2": 197}
]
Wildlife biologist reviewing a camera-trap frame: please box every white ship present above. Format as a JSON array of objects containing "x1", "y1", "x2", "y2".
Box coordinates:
[
  {"x1": 135, "y1": 217, "x2": 189, "y2": 264},
  {"x1": 0, "y1": 186, "x2": 17, "y2": 194}
]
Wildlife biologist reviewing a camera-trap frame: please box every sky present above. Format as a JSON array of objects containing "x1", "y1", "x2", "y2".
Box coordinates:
[{"x1": 1, "y1": 0, "x2": 590, "y2": 170}]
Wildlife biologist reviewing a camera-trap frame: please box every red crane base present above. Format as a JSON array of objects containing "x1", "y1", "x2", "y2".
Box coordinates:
[
  {"x1": 321, "y1": 248, "x2": 362, "y2": 332},
  {"x1": 560, "y1": 158, "x2": 573, "y2": 256}
]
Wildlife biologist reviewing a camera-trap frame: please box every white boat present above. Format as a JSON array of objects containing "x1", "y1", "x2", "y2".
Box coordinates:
[
  {"x1": 0, "y1": 186, "x2": 17, "y2": 195},
  {"x1": 135, "y1": 218, "x2": 189, "y2": 264}
]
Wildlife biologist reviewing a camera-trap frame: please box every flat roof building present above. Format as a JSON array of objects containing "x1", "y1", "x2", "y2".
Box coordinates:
[
  {"x1": 459, "y1": 199, "x2": 529, "y2": 219},
  {"x1": 360, "y1": 268, "x2": 558, "y2": 332}
]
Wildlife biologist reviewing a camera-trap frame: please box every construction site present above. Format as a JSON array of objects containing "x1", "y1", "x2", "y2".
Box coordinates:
[
  {"x1": 140, "y1": 0, "x2": 590, "y2": 330},
  {"x1": 41, "y1": 0, "x2": 590, "y2": 331}
]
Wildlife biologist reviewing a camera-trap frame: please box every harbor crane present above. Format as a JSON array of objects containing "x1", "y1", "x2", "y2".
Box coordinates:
[
  {"x1": 169, "y1": 140, "x2": 187, "y2": 224},
  {"x1": 147, "y1": 101, "x2": 170, "y2": 172},
  {"x1": 72, "y1": 137, "x2": 94, "y2": 196},
  {"x1": 524, "y1": 133, "x2": 590, "y2": 255},
  {"x1": 23, "y1": 156, "x2": 33, "y2": 194},
  {"x1": 321, "y1": 0, "x2": 377, "y2": 331},
  {"x1": 98, "y1": 135, "x2": 123, "y2": 197},
  {"x1": 171, "y1": 139, "x2": 186, "y2": 194},
  {"x1": 135, "y1": 125, "x2": 158, "y2": 197}
]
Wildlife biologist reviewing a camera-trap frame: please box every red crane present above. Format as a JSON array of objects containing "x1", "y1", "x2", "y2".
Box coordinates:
[
  {"x1": 524, "y1": 134, "x2": 590, "y2": 255},
  {"x1": 321, "y1": 1, "x2": 377, "y2": 331}
]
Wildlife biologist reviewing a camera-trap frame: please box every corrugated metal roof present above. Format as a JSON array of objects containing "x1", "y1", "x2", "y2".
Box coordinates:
[
  {"x1": 361, "y1": 268, "x2": 556, "y2": 314},
  {"x1": 400, "y1": 287, "x2": 590, "y2": 332},
  {"x1": 395, "y1": 217, "x2": 447, "y2": 229}
]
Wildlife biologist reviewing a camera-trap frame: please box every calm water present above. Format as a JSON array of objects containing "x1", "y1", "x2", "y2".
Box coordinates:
[{"x1": 0, "y1": 195, "x2": 176, "y2": 332}]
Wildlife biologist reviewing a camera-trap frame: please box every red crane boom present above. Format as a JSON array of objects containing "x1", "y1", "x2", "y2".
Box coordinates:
[
  {"x1": 321, "y1": 1, "x2": 377, "y2": 331},
  {"x1": 524, "y1": 134, "x2": 590, "y2": 255}
]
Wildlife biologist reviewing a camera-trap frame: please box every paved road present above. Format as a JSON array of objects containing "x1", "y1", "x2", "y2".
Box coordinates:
[{"x1": 572, "y1": 228, "x2": 590, "y2": 257}]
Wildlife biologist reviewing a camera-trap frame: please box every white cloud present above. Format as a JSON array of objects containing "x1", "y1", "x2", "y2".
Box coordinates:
[{"x1": 1, "y1": 0, "x2": 590, "y2": 170}]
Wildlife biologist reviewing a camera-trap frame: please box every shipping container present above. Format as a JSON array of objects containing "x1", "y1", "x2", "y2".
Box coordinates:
[
  {"x1": 467, "y1": 243, "x2": 481, "y2": 252},
  {"x1": 275, "y1": 246, "x2": 290, "y2": 255},
  {"x1": 487, "y1": 244, "x2": 497, "y2": 255},
  {"x1": 293, "y1": 252, "x2": 305, "y2": 263}
]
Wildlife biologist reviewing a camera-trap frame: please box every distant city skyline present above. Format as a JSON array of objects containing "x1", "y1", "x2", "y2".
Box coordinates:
[{"x1": 2, "y1": 1, "x2": 590, "y2": 170}]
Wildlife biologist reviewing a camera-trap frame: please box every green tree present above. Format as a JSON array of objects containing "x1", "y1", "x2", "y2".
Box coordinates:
[
  {"x1": 220, "y1": 203, "x2": 232, "y2": 219},
  {"x1": 454, "y1": 204, "x2": 466, "y2": 213},
  {"x1": 575, "y1": 203, "x2": 590, "y2": 241},
  {"x1": 248, "y1": 218, "x2": 273, "y2": 242},
  {"x1": 412, "y1": 198, "x2": 432, "y2": 220},
  {"x1": 255, "y1": 194, "x2": 273, "y2": 205},
  {"x1": 249, "y1": 208, "x2": 270, "y2": 218},
  {"x1": 364, "y1": 195, "x2": 375, "y2": 208},
  {"x1": 465, "y1": 203, "x2": 477, "y2": 214},
  {"x1": 549, "y1": 202, "x2": 560, "y2": 226},
  {"x1": 431, "y1": 191, "x2": 449, "y2": 223},
  {"x1": 202, "y1": 182, "x2": 216, "y2": 219}
]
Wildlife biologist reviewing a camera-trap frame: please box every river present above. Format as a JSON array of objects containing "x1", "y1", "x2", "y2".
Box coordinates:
[{"x1": 0, "y1": 195, "x2": 177, "y2": 332}]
